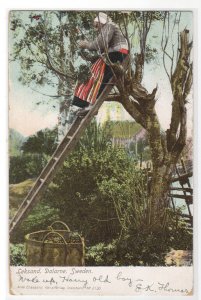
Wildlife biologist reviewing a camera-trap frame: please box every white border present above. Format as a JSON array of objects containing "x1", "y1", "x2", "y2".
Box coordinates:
[{"x1": 1, "y1": 0, "x2": 201, "y2": 299}]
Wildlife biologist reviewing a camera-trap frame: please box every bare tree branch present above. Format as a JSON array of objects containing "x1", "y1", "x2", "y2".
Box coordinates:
[
  {"x1": 167, "y1": 29, "x2": 193, "y2": 154},
  {"x1": 183, "y1": 62, "x2": 193, "y2": 99}
]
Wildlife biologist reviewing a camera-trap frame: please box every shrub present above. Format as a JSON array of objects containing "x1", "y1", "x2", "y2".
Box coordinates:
[
  {"x1": 85, "y1": 209, "x2": 193, "y2": 266},
  {"x1": 9, "y1": 153, "x2": 48, "y2": 184},
  {"x1": 10, "y1": 243, "x2": 27, "y2": 266},
  {"x1": 10, "y1": 204, "x2": 60, "y2": 243}
]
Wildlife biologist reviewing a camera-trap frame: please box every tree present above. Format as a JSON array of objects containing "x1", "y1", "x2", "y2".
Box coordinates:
[
  {"x1": 104, "y1": 12, "x2": 192, "y2": 227},
  {"x1": 21, "y1": 127, "x2": 57, "y2": 155},
  {"x1": 9, "y1": 121, "x2": 192, "y2": 265},
  {"x1": 9, "y1": 127, "x2": 58, "y2": 183},
  {"x1": 10, "y1": 11, "x2": 96, "y2": 141},
  {"x1": 10, "y1": 11, "x2": 193, "y2": 228}
]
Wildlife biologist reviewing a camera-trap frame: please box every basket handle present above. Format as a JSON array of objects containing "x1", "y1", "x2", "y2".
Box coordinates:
[
  {"x1": 49, "y1": 221, "x2": 70, "y2": 232},
  {"x1": 41, "y1": 231, "x2": 68, "y2": 265},
  {"x1": 48, "y1": 226, "x2": 83, "y2": 245},
  {"x1": 42, "y1": 231, "x2": 68, "y2": 245}
]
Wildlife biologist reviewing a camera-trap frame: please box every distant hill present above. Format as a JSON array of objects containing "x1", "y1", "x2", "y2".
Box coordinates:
[{"x1": 9, "y1": 129, "x2": 26, "y2": 156}]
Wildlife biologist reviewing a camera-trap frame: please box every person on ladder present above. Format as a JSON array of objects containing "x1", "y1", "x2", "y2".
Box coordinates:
[{"x1": 72, "y1": 12, "x2": 129, "y2": 116}]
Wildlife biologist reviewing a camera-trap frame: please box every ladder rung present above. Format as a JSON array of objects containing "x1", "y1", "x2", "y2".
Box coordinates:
[
  {"x1": 171, "y1": 171, "x2": 193, "y2": 183},
  {"x1": 53, "y1": 157, "x2": 58, "y2": 161},
  {"x1": 170, "y1": 187, "x2": 193, "y2": 193},
  {"x1": 168, "y1": 194, "x2": 193, "y2": 203},
  {"x1": 26, "y1": 200, "x2": 31, "y2": 204},
  {"x1": 9, "y1": 60, "x2": 130, "y2": 236},
  {"x1": 179, "y1": 213, "x2": 193, "y2": 219},
  {"x1": 169, "y1": 194, "x2": 193, "y2": 199}
]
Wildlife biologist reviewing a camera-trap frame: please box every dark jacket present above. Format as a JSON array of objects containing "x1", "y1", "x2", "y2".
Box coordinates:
[{"x1": 85, "y1": 22, "x2": 128, "y2": 53}]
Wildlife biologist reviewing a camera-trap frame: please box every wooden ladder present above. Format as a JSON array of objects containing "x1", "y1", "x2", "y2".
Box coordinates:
[
  {"x1": 9, "y1": 65, "x2": 125, "y2": 235},
  {"x1": 169, "y1": 158, "x2": 193, "y2": 227}
]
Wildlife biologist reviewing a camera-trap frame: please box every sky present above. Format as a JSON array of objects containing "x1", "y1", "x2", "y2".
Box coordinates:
[
  {"x1": 9, "y1": 78, "x2": 58, "y2": 136},
  {"x1": 9, "y1": 10, "x2": 193, "y2": 137}
]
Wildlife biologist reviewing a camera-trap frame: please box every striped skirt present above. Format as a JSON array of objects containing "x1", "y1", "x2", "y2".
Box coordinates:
[{"x1": 72, "y1": 58, "x2": 106, "y2": 108}]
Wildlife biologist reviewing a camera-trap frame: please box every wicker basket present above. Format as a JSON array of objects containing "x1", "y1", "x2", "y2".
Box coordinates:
[{"x1": 25, "y1": 221, "x2": 85, "y2": 266}]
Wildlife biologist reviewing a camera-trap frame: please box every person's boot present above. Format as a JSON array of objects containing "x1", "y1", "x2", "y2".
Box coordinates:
[{"x1": 76, "y1": 104, "x2": 93, "y2": 116}]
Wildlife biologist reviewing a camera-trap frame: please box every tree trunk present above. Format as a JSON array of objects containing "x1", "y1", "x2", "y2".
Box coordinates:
[
  {"x1": 108, "y1": 29, "x2": 192, "y2": 228},
  {"x1": 148, "y1": 161, "x2": 174, "y2": 229}
]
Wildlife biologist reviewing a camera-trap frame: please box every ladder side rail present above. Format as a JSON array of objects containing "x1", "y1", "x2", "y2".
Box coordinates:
[
  {"x1": 175, "y1": 162, "x2": 193, "y2": 225},
  {"x1": 181, "y1": 158, "x2": 193, "y2": 194},
  {"x1": 10, "y1": 117, "x2": 83, "y2": 224},
  {"x1": 9, "y1": 76, "x2": 117, "y2": 234},
  {"x1": 9, "y1": 117, "x2": 89, "y2": 232},
  {"x1": 10, "y1": 56, "x2": 130, "y2": 233},
  {"x1": 180, "y1": 160, "x2": 193, "y2": 226}
]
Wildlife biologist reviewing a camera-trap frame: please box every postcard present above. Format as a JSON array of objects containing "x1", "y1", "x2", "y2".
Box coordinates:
[{"x1": 8, "y1": 9, "x2": 194, "y2": 296}]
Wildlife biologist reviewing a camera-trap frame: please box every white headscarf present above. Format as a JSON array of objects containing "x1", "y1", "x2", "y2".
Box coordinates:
[{"x1": 94, "y1": 12, "x2": 112, "y2": 25}]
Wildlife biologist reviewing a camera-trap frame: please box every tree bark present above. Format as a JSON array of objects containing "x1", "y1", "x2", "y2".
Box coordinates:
[{"x1": 109, "y1": 29, "x2": 192, "y2": 227}]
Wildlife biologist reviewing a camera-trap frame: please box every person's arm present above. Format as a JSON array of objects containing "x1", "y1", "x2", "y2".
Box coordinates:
[{"x1": 86, "y1": 23, "x2": 115, "y2": 51}]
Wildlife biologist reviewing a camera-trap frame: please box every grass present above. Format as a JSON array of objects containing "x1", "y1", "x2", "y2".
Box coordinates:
[{"x1": 9, "y1": 179, "x2": 35, "y2": 217}]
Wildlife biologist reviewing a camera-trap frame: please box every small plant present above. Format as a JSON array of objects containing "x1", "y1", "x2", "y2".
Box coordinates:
[
  {"x1": 85, "y1": 241, "x2": 117, "y2": 266},
  {"x1": 10, "y1": 243, "x2": 27, "y2": 266},
  {"x1": 85, "y1": 214, "x2": 193, "y2": 266}
]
